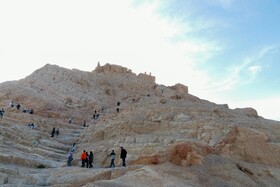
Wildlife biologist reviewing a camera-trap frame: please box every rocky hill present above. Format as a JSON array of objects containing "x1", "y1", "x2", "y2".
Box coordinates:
[{"x1": 1, "y1": 63, "x2": 280, "y2": 187}]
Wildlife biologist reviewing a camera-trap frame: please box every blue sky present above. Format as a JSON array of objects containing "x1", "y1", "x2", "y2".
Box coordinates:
[{"x1": 0, "y1": 0, "x2": 279, "y2": 120}]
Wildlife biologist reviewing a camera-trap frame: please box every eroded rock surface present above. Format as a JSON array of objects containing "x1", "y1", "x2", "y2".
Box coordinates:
[{"x1": 0, "y1": 63, "x2": 280, "y2": 186}]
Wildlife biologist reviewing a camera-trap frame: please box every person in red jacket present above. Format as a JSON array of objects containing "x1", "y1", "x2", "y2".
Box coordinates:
[{"x1": 80, "y1": 150, "x2": 87, "y2": 167}]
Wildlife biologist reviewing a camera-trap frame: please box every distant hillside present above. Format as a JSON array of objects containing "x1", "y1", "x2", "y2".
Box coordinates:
[{"x1": 0, "y1": 63, "x2": 280, "y2": 186}]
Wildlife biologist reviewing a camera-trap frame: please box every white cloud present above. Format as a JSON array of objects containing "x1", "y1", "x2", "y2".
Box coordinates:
[
  {"x1": 201, "y1": 45, "x2": 278, "y2": 92},
  {"x1": 248, "y1": 65, "x2": 262, "y2": 75}
]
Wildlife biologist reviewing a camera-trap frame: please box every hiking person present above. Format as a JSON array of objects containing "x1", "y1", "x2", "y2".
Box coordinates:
[
  {"x1": 67, "y1": 152, "x2": 73, "y2": 166},
  {"x1": 120, "y1": 147, "x2": 127, "y2": 167},
  {"x1": 0, "y1": 109, "x2": 4, "y2": 119},
  {"x1": 56, "y1": 128, "x2": 59, "y2": 135},
  {"x1": 71, "y1": 143, "x2": 76, "y2": 152},
  {"x1": 83, "y1": 121, "x2": 86, "y2": 127},
  {"x1": 28, "y1": 123, "x2": 34, "y2": 129},
  {"x1": 110, "y1": 150, "x2": 116, "y2": 168},
  {"x1": 29, "y1": 109, "x2": 33, "y2": 114},
  {"x1": 92, "y1": 110, "x2": 99, "y2": 119},
  {"x1": 80, "y1": 150, "x2": 87, "y2": 167},
  {"x1": 51, "y1": 127, "x2": 55, "y2": 137},
  {"x1": 16, "y1": 103, "x2": 21, "y2": 110},
  {"x1": 9, "y1": 101, "x2": 14, "y2": 108},
  {"x1": 89, "y1": 151, "x2": 93, "y2": 168},
  {"x1": 85, "y1": 152, "x2": 89, "y2": 168},
  {"x1": 68, "y1": 117, "x2": 72, "y2": 124},
  {"x1": 116, "y1": 108, "x2": 119, "y2": 113}
]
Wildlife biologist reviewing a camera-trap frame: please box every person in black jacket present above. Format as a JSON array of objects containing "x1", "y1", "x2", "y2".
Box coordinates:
[
  {"x1": 89, "y1": 151, "x2": 93, "y2": 168},
  {"x1": 120, "y1": 147, "x2": 127, "y2": 167}
]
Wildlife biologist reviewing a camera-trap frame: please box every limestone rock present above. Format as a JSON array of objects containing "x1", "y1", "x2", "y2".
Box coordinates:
[{"x1": 0, "y1": 63, "x2": 280, "y2": 186}]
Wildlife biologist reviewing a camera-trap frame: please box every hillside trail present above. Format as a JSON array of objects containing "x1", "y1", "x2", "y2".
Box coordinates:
[
  {"x1": 0, "y1": 107, "x2": 88, "y2": 182},
  {"x1": 0, "y1": 102, "x2": 120, "y2": 170}
]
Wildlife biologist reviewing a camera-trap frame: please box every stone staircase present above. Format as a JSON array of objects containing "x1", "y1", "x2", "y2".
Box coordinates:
[{"x1": 0, "y1": 109, "x2": 86, "y2": 185}]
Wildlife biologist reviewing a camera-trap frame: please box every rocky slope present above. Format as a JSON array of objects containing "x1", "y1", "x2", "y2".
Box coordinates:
[{"x1": 0, "y1": 63, "x2": 280, "y2": 187}]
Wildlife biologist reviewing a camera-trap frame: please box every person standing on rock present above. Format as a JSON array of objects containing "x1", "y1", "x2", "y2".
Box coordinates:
[
  {"x1": 120, "y1": 147, "x2": 127, "y2": 167},
  {"x1": 9, "y1": 101, "x2": 14, "y2": 108},
  {"x1": 56, "y1": 128, "x2": 59, "y2": 136},
  {"x1": 110, "y1": 150, "x2": 116, "y2": 168},
  {"x1": 81, "y1": 150, "x2": 87, "y2": 167},
  {"x1": 0, "y1": 108, "x2": 4, "y2": 119},
  {"x1": 51, "y1": 127, "x2": 55, "y2": 137},
  {"x1": 71, "y1": 143, "x2": 76, "y2": 152},
  {"x1": 85, "y1": 152, "x2": 89, "y2": 168},
  {"x1": 16, "y1": 103, "x2": 21, "y2": 110},
  {"x1": 67, "y1": 152, "x2": 73, "y2": 166},
  {"x1": 89, "y1": 151, "x2": 94, "y2": 168}
]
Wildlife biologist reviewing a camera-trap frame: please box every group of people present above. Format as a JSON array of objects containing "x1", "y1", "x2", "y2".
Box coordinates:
[
  {"x1": 10, "y1": 101, "x2": 34, "y2": 114},
  {"x1": 67, "y1": 146, "x2": 128, "y2": 168},
  {"x1": 80, "y1": 150, "x2": 94, "y2": 168},
  {"x1": 51, "y1": 127, "x2": 59, "y2": 137},
  {"x1": 107, "y1": 147, "x2": 128, "y2": 168},
  {"x1": 77, "y1": 147, "x2": 127, "y2": 169}
]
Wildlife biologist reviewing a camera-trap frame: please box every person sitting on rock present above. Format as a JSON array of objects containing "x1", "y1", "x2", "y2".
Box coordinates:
[{"x1": 28, "y1": 122, "x2": 34, "y2": 129}]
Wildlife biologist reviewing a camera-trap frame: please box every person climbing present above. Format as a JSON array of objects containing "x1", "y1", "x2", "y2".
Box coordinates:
[
  {"x1": 92, "y1": 110, "x2": 100, "y2": 119},
  {"x1": 23, "y1": 108, "x2": 27, "y2": 113},
  {"x1": 51, "y1": 127, "x2": 55, "y2": 137},
  {"x1": 120, "y1": 147, "x2": 127, "y2": 167},
  {"x1": 0, "y1": 108, "x2": 4, "y2": 119},
  {"x1": 89, "y1": 151, "x2": 93, "y2": 168},
  {"x1": 116, "y1": 108, "x2": 119, "y2": 113},
  {"x1": 85, "y1": 152, "x2": 89, "y2": 168},
  {"x1": 28, "y1": 122, "x2": 34, "y2": 129},
  {"x1": 67, "y1": 152, "x2": 73, "y2": 166},
  {"x1": 56, "y1": 128, "x2": 59, "y2": 136},
  {"x1": 16, "y1": 103, "x2": 21, "y2": 110},
  {"x1": 83, "y1": 121, "x2": 86, "y2": 127},
  {"x1": 110, "y1": 150, "x2": 116, "y2": 168},
  {"x1": 9, "y1": 101, "x2": 14, "y2": 108},
  {"x1": 80, "y1": 150, "x2": 87, "y2": 167},
  {"x1": 71, "y1": 143, "x2": 77, "y2": 152}
]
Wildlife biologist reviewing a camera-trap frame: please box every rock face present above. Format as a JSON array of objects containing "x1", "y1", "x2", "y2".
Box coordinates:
[{"x1": 0, "y1": 63, "x2": 280, "y2": 186}]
